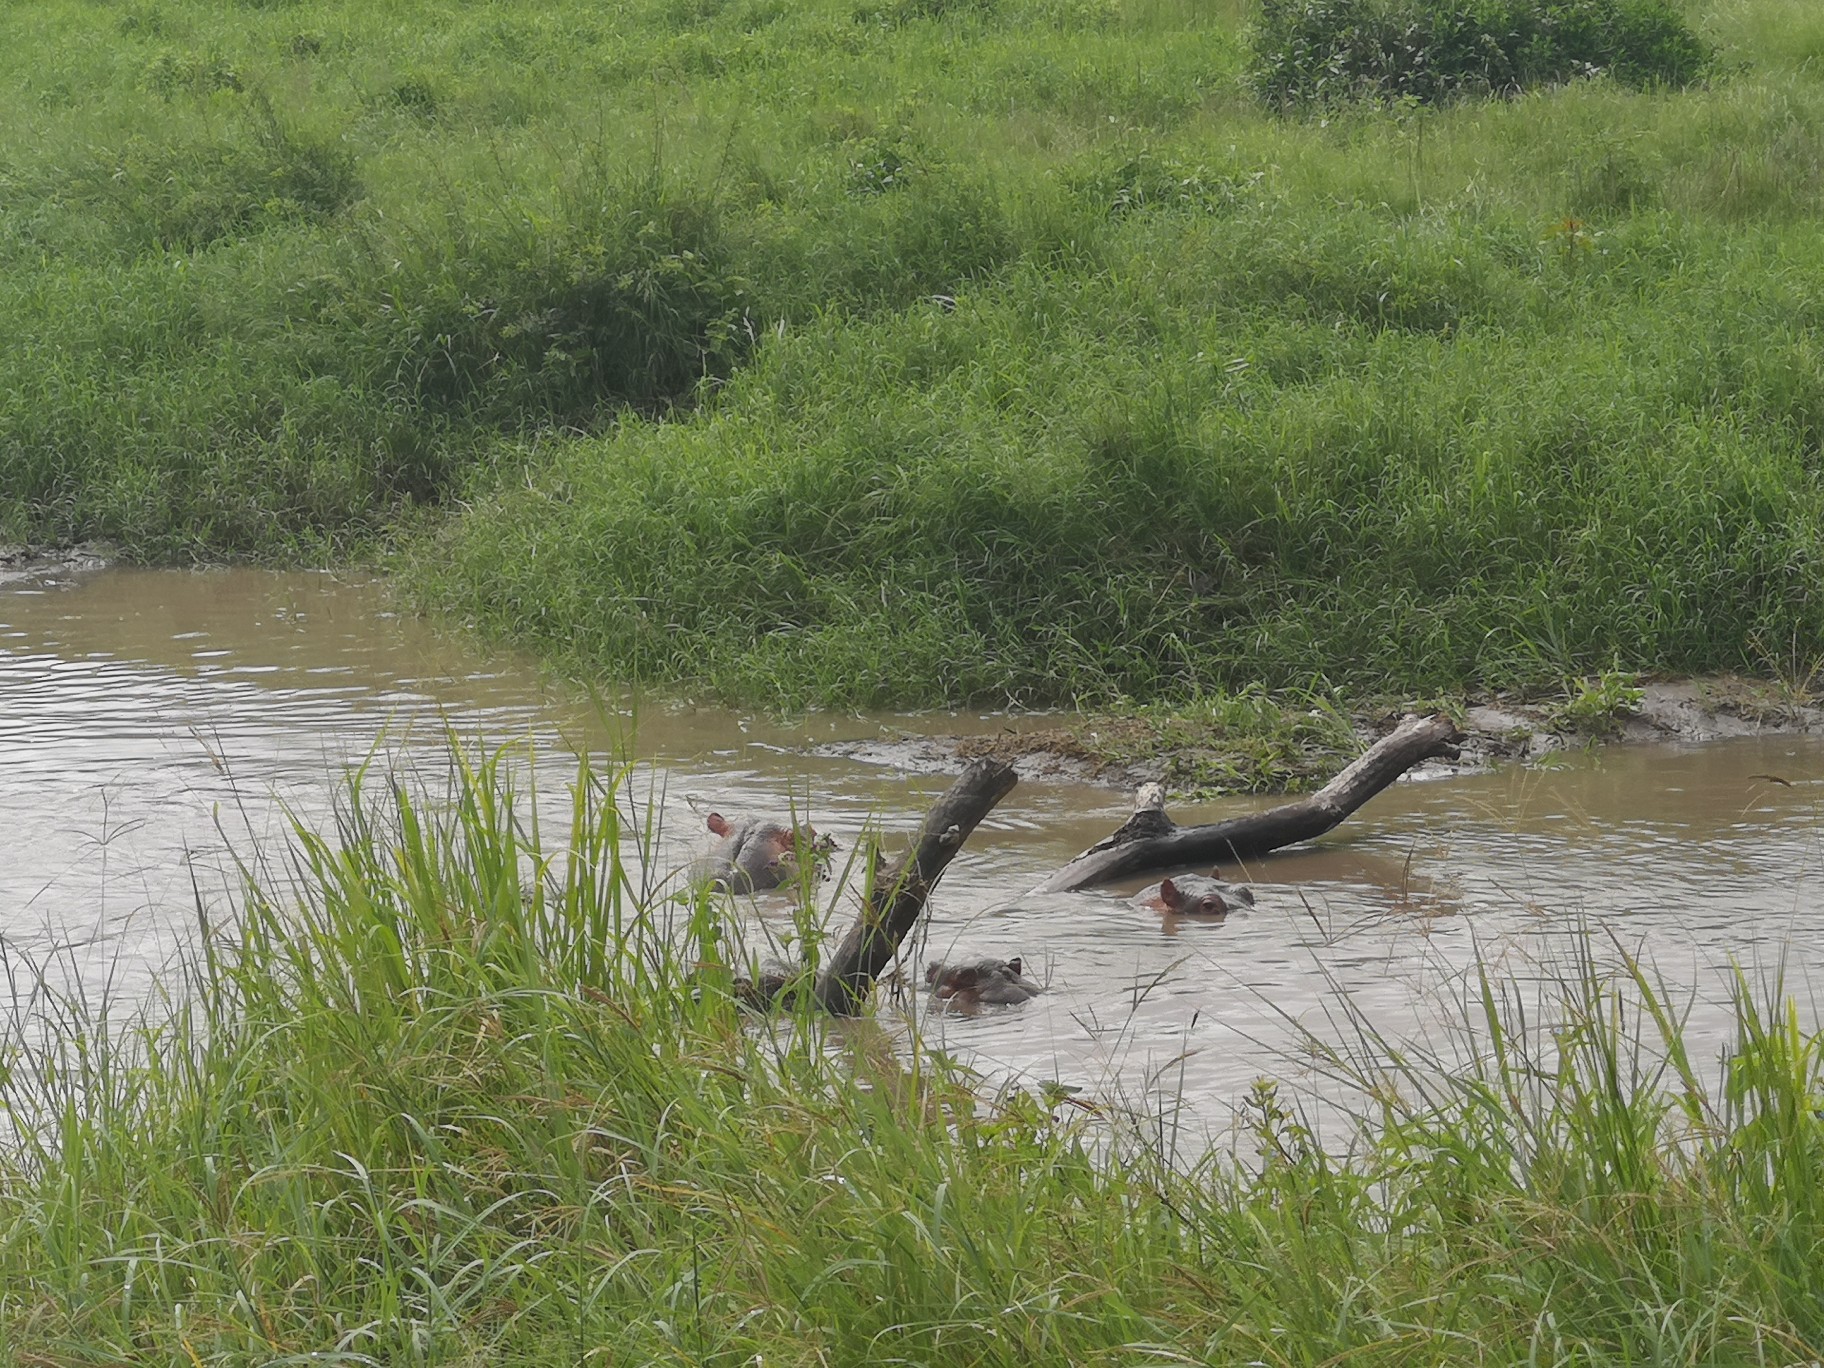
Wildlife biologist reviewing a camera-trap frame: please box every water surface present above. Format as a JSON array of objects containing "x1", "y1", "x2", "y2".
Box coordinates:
[{"x1": 4, "y1": 565, "x2": 1820, "y2": 1145}]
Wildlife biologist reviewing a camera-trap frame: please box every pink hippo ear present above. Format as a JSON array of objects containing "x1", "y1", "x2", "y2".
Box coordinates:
[
  {"x1": 707, "y1": 812, "x2": 733, "y2": 837},
  {"x1": 1159, "y1": 878, "x2": 1180, "y2": 908}
]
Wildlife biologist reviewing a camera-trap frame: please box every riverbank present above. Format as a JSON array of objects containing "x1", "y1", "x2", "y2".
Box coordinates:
[
  {"x1": 9, "y1": 543, "x2": 1820, "y2": 796},
  {"x1": 6, "y1": 0, "x2": 1824, "y2": 711},
  {"x1": 813, "y1": 673, "x2": 1824, "y2": 796}
]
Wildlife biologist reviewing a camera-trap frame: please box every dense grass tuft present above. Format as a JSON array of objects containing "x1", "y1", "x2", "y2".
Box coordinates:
[
  {"x1": 1249, "y1": 0, "x2": 1712, "y2": 106},
  {"x1": 73, "y1": 98, "x2": 361, "y2": 253},
  {"x1": 411, "y1": 208, "x2": 1824, "y2": 707},
  {"x1": 3, "y1": 743, "x2": 1824, "y2": 1363}
]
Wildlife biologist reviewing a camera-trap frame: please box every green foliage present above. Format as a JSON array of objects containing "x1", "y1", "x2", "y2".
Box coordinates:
[
  {"x1": 353, "y1": 184, "x2": 747, "y2": 425},
  {"x1": 1072, "y1": 151, "x2": 1269, "y2": 218},
  {"x1": 1549, "y1": 665, "x2": 1646, "y2": 732},
  {"x1": 1249, "y1": 0, "x2": 1712, "y2": 106},
  {"x1": 409, "y1": 207, "x2": 1824, "y2": 707},
  {"x1": 0, "y1": 0, "x2": 1821, "y2": 706},
  {"x1": 75, "y1": 99, "x2": 359, "y2": 252}
]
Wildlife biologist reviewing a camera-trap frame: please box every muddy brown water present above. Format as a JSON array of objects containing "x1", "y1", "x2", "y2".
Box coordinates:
[{"x1": 4, "y1": 567, "x2": 1822, "y2": 1147}]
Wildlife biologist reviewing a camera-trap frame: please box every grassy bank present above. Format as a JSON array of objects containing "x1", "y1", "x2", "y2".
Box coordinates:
[
  {"x1": 7, "y1": 0, "x2": 1824, "y2": 706},
  {"x1": 2, "y1": 745, "x2": 1823, "y2": 1363}
]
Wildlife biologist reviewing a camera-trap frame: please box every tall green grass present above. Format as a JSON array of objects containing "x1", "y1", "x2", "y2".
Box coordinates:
[
  {"x1": 8, "y1": 0, "x2": 1824, "y2": 705},
  {"x1": 413, "y1": 204, "x2": 1824, "y2": 706},
  {"x1": 3, "y1": 742, "x2": 1823, "y2": 1363}
]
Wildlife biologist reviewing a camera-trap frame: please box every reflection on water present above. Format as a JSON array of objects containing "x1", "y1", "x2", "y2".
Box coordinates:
[{"x1": 4, "y1": 566, "x2": 1823, "y2": 1145}]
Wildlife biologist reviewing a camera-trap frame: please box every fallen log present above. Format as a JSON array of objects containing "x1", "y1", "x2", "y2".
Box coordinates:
[
  {"x1": 1036, "y1": 712, "x2": 1461, "y2": 894},
  {"x1": 811, "y1": 757, "x2": 1019, "y2": 1017}
]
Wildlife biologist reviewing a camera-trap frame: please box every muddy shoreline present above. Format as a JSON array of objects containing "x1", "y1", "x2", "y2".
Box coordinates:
[
  {"x1": 0, "y1": 543, "x2": 115, "y2": 588},
  {"x1": 7, "y1": 546, "x2": 1816, "y2": 797},
  {"x1": 814, "y1": 678, "x2": 1824, "y2": 796}
]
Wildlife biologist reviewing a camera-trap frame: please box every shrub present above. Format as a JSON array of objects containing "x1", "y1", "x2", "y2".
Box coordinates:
[
  {"x1": 351, "y1": 186, "x2": 748, "y2": 425},
  {"x1": 1249, "y1": 0, "x2": 1711, "y2": 106}
]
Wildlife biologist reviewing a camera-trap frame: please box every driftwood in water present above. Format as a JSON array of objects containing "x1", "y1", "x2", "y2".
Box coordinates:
[
  {"x1": 1036, "y1": 712, "x2": 1461, "y2": 894},
  {"x1": 811, "y1": 757, "x2": 1019, "y2": 1017}
]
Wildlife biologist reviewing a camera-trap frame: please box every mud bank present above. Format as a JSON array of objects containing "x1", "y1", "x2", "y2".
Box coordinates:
[
  {"x1": 814, "y1": 678, "x2": 1824, "y2": 797},
  {"x1": 0, "y1": 543, "x2": 113, "y2": 588}
]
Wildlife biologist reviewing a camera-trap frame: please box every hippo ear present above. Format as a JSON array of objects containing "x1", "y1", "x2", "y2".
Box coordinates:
[
  {"x1": 1160, "y1": 878, "x2": 1179, "y2": 903},
  {"x1": 707, "y1": 812, "x2": 732, "y2": 837},
  {"x1": 1007, "y1": 957, "x2": 1022, "y2": 976}
]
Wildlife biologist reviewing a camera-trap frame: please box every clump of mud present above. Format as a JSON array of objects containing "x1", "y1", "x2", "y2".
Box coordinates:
[
  {"x1": 815, "y1": 679, "x2": 1824, "y2": 799},
  {"x1": 0, "y1": 543, "x2": 114, "y2": 588}
]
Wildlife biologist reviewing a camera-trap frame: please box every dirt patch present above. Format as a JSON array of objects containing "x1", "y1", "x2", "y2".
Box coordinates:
[
  {"x1": 1458, "y1": 678, "x2": 1824, "y2": 760},
  {"x1": 814, "y1": 728, "x2": 1131, "y2": 788},
  {"x1": 0, "y1": 543, "x2": 115, "y2": 588},
  {"x1": 812, "y1": 677, "x2": 1824, "y2": 798}
]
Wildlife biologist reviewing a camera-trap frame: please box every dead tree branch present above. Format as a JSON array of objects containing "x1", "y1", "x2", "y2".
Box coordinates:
[
  {"x1": 1036, "y1": 712, "x2": 1461, "y2": 893},
  {"x1": 812, "y1": 757, "x2": 1019, "y2": 1016}
]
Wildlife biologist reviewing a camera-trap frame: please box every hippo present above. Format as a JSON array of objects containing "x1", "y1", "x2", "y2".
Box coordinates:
[
  {"x1": 690, "y1": 812, "x2": 832, "y2": 893},
  {"x1": 731, "y1": 961, "x2": 798, "y2": 1010},
  {"x1": 1131, "y1": 873, "x2": 1254, "y2": 918},
  {"x1": 925, "y1": 956, "x2": 1044, "y2": 1011}
]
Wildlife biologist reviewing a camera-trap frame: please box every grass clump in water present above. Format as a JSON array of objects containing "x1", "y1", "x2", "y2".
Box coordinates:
[{"x1": 3, "y1": 742, "x2": 1824, "y2": 1362}]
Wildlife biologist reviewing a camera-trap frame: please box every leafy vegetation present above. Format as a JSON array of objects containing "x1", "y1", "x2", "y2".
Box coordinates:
[
  {"x1": 1248, "y1": 0, "x2": 1712, "y2": 106},
  {"x1": 3, "y1": 743, "x2": 1823, "y2": 1363},
  {"x1": 1548, "y1": 664, "x2": 1647, "y2": 732}
]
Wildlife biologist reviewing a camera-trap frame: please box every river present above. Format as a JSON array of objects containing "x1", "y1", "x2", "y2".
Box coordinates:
[{"x1": 4, "y1": 563, "x2": 1821, "y2": 1148}]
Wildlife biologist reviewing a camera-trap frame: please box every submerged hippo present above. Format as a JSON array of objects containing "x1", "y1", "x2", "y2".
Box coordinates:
[
  {"x1": 925, "y1": 956, "x2": 1044, "y2": 1011},
  {"x1": 690, "y1": 812, "x2": 832, "y2": 893},
  {"x1": 1131, "y1": 873, "x2": 1255, "y2": 918}
]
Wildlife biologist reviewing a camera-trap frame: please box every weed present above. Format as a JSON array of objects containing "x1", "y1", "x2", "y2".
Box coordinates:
[
  {"x1": 1074, "y1": 152, "x2": 1268, "y2": 218},
  {"x1": 77, "y1": 97, "x2": 361, "y2": 251},
  {"x1": 143, "y1": 48, "x2": 243, "y2": 96},
  {"x1": 1548, "y1": 666, "x2": 1646, "y2": 732},
  {"x1": 1748, "y1": 628, "x2": 1824, "y2": 711}
]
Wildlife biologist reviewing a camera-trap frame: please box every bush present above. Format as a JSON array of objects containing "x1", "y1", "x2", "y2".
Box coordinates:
[
  {"x1": 356, "y1": 192, "x2": 747, "y2": 425},
  {"x1": 1249, "y1": 0, "x2": 1711, "y2": 106}
]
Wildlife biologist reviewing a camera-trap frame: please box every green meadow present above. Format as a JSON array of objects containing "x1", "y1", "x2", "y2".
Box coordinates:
[{"x1": 5, "y1": 0, "x2": 1824, "y2": 706}]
